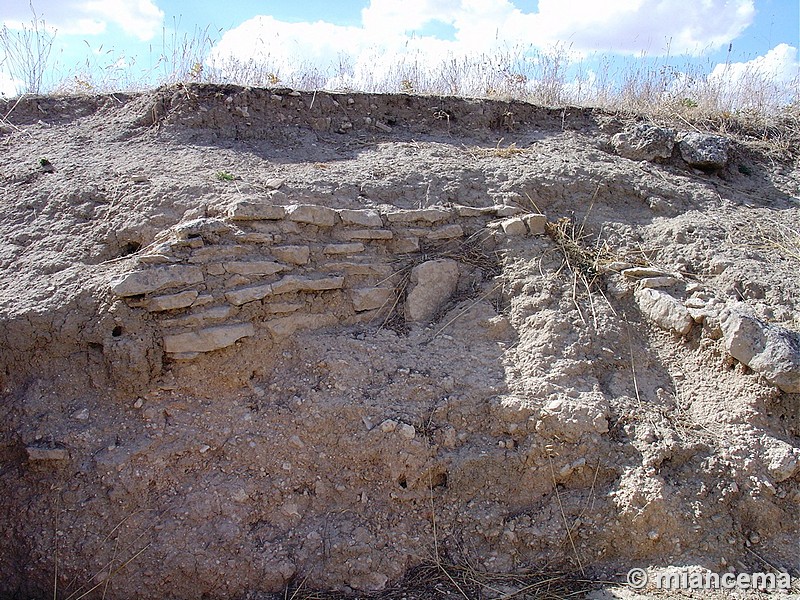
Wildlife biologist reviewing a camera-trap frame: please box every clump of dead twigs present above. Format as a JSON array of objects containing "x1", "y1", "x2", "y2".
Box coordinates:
[
  {"x1": 378, "y1": 230, "x2": 503, "y2": 334},
  {"x1": 544, "y1": 216, "x2": 615, "y2": 288},
  {"x1": 282, "y1": 561, "x2": 592, "y2": 600}
]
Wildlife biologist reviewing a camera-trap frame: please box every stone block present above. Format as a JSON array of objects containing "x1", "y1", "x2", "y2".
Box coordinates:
[
  {"x1": 164, "y1": 323, "x2": 255, "y2": 354},
  {"x1": 678, "y1": 132, "x2": 729, "y2": 169},
  {"x1": 26, "y1": 446, "x2": 69, "y2": 461},
  {"x1": 612, "y1": 124, "x2": 675, "y2": 161},
  {"x1": 146, "y1": 290, "x2": 199, "y2": 312},
  {"x1": 229, "y1": 201, "x2": 286, "y2": 221},
  {"x1": 270, "y1": 275, "x2": 345, "y2": 295},
  {"x1": 161, "y1": 305, "x2": 233, "y2": 328},
  {"x1": 322, "y1": 263, "x2": 395, "y2": 277},
  {"x1": 523, "y1": 214, "x2": 547, "y2": 235},
  {"x1": 386, "y1": 208, "x2": 451, "y2": 224},
  {"x1": 495, "y1": 205, "x2": 522, "y2": 217},
  {"x1": 223, "y1": 261, "x2": 285, "y2": 276},
  {"x1": 324, "y1": 243, "x2": 365, "y2": 255},
  {"x1": 635, "y1": 288, "x2": 693, "y2": 336},
  {"x1": 338, "y1": 209, "x2": 383, "y2": 227},
  {"x1": 500, "y1": 217, "x2": 527, "y2": 236},
  {"x1": 343, "y1": 229, "x2": 394, "y2": 240},
  {"x1": 111, "y1": 265, "x2": 204, "y2": 297},
  {"x1": 405, "y1": 259, "x2": 459, "y2": 322},
  {"x1": 638, "y1": 276, "x2": 681, "y2": 289},
  {"x1": 286, "y1": 204, "x2": 337, "y2": 227},
  {"x1": 721, "y1": 306, "x2": 800, "y2": 393},
  {"x1": 272, "y1": 245, "x2": 310, "y2": 265},
  {"x1": 225, "y1": 283, "x2": 274, "y2": 306}
]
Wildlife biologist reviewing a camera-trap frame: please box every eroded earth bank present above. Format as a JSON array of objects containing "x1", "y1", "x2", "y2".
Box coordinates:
[{"x1": 0, "y1": 85, "x2": 798, "y2": 598}]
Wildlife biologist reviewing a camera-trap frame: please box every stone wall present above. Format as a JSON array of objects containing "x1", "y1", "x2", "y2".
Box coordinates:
[{"x1": 109, "y1": 197, "x2": 544, "y2": 360}]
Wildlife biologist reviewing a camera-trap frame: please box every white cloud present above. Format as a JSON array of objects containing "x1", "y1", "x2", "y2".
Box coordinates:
[
  {"x1": 208, "y1": 0, "x2": 749, "y2": 97},
  {"x1": 1, "y1": 0, "x2": 163, "y2": 41},
  {"x1": 208, "y1": 16, "x2": 369, "y2": 81},
  {"x1": 361, "y1": 0, "x2": 465, "y2": 34},
  {"x1": 508, "y1": 0, "x2": 755, "y2": 55},
  {"x1": 710, "y1": 43, "x2": 799, "y2": 85},
  {"x1": 708, "y1": 44, "x2": 799, "y2": 108},
  {"x1": 77, "y1": 0, "x2": 164, "y2": 41},
  {"x1": 209, "y1": 0, "x2": 757, "y2": 88}
]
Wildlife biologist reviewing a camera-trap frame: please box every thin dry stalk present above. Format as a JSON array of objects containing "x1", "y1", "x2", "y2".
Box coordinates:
[
  {"x1": 546, "y1": 449, "x2": 585, "y2": 576},
  {"x1": 52, "y1": 493, "x2": 59, "y2": 600},
  {"x1": 726, "y1": 216, "x2": 800, "y2": 267},
  {"x1": 430, "y1": 282, "x2": 504, "y2": 341},
  {"x1": 624, "y1": 315, "x2": 643, "y2": 408},
  {"x1": 0, "y1": 3, "x2": 56, "y2": 95},
  {"x1": 286, "y1": 574, "x2": 311, "y2": 600},
  {"x1": 428, "y1": 473, "x2": 471, "y2": 600},
  {"x1": 69, "y1": 543, "x2": 151, "y2": 600},
  {"x1": 101, "y1": 535, "x2": 120, "y2": 600}
]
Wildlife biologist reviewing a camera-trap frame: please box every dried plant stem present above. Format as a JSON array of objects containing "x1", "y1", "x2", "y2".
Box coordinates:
[{"x1": 547, "y1": 452, "x2": 585, "y2": 576}]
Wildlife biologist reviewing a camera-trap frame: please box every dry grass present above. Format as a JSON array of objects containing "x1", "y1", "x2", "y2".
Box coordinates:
[
  {"x1": 0, "y1": 6, "x2": 54, "y2": 95},
  {"x1": 1, "y1": 9, "x2": 797, "y2": 137},
  {"x1": 282, "y1": 563, "x2": 592, "y2": 600},
  {"x1": 725, "y1": 214, "x2": 800, "y2": 267}
]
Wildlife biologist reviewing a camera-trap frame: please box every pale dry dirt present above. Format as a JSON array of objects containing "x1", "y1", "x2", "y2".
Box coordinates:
[{"x1": 0, "y1": 84, "x2": 798, "y2": 599}]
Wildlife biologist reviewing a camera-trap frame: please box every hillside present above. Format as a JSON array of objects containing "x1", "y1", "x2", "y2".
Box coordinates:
[{"x1": 0, "y1": 84, "x2": 798, "y2": 599}]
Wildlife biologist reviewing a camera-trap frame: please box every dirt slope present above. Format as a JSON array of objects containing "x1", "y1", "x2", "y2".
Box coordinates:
[{"x1": 0, "y1": 84, "x2": 798, "y2": 599}]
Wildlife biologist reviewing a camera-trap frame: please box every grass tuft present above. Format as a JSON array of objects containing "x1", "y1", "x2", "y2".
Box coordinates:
[{"x1": 215, "y1": 171, "x2": 236, "y2": 182}]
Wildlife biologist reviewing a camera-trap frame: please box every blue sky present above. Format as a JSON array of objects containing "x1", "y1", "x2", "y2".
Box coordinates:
[{"x1": 1, "y1": 0, "x2": 798, "y2": 102}]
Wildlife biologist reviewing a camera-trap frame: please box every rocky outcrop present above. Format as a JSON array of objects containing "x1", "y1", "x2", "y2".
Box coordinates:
[
  {"x1": 611, "y1": 126, "x2": 731, "y2": 170},
  {"x1": 634, "y1": 288, "x2": 693, "y2": 335},
  {"x1": 611, "y1": 124, "x2": 675, "y2": 161},
  {"x1": 108, "y1": 202, "x2": 548, "y2": 358},
  {"x1": 720, "y1": 306, "x2": 800, "y2": 393},
  {"x1": 678, "y1": 132, "x2": 729, "y2": 169}
]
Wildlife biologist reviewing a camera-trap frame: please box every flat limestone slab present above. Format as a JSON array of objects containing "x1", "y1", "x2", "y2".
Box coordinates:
[
  {"x1": 229, "y1": 202, "x2": 286, "y2": 220},
  {"x1": 111, "y1": 265, "x2": 204, "y2": 297},
  {"x1": 223, "y1": 261, "x2": 285, "y2": 276},
  {"x1": 386, "y1": 208, "x2": 451, "y2": 224},
  {"x1": 286, "y1": 204, "x2": 337, "y2": 226},
  {"x1": 405, "y1": 259, "x2": 459, "y2": 322},
  {"x1": 270, "y1": 275, "x2": 345, "y2": 295},
  {"x1": 147, "y1": 290, "x2": 199, "y2": 312},
  {"x1": 225, "y1": 283, "x2": 274, "y2": 306},
  {"x1": 338, "y1": 209, "x2": 383, "y2": 227},
  {"x1": 164, "y1": 323, "x2": 255, "y2": 354}
]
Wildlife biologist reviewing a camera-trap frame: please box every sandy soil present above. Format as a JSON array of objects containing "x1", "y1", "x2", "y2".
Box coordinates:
[{"x1": 0, "y1": 84, "x2": 798, "y2": 599}]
